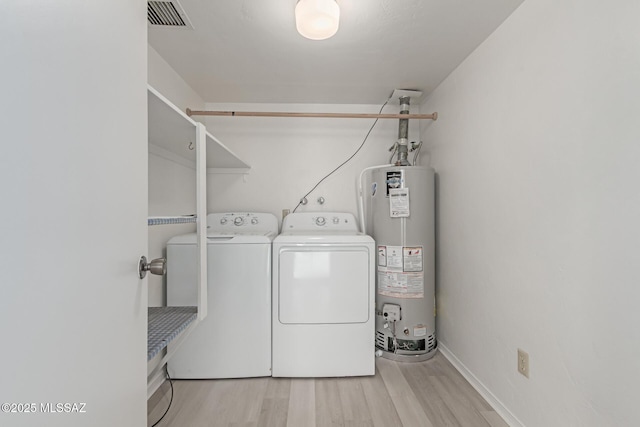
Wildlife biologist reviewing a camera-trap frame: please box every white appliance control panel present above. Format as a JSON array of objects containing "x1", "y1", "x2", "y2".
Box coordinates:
[
  {"x1": 282, "y1": 212, "x2": 359, "y2": 232},
  {"x1": 207, "y1": 212, "x2": 278, "y2": 233}
]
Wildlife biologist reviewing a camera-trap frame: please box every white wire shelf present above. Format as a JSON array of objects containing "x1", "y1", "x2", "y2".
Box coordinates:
[{"x1": 147, "y1": 215, "x2": 196, "y2": 226}]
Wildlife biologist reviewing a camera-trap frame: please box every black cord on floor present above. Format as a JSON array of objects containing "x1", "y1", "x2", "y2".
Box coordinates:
[{"x1": 151, "y1": 365, "x2": 174, "y2": 427}]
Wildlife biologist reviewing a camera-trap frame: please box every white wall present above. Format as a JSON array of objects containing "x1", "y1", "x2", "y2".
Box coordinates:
[
  {"x1": 203, "y1": 102, "x2": 423, "y2": 223},
  {"x1": 420, "y1": 0, "x2": 640, "y2": 425},
  {"x1": 148, "y1": 46, "x2": 205, "y2": 114},
  {"x1": 147, "y1": 45, "x2": 205, "y2": 307}
]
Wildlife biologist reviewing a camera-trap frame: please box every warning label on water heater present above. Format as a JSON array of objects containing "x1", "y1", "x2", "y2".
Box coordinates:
[
  {"x1": 403, "y1": 247, "x2": 423, "y2": 272},
  {"x1": 389, "y1": 188, "x2": 410, "y2": 217},
  {"x1": 383, "y1": 246, "x2": 402, "y2": 268},
  {"x1": 377, "y1": 245, "x2": 424, "y2": 298},
  {"x1": 385, "y1": 170, "x2": 404, "y2": 196},
  {"x1": 378, "y1": 271, "x2": 424, "y2": 298}
]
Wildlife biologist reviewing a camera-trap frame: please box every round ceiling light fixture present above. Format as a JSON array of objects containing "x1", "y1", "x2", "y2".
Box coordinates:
[{"x1": 295, "y1": 0, "x2": 340, "y2": 40}]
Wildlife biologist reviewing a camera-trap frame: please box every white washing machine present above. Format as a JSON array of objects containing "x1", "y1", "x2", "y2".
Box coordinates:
[
  {"x1": 272, "y1": 212, "x2": 375, "y2": 377},
  {"x1": 166, "y1": 212, "x2": 278, "y2": 379}
]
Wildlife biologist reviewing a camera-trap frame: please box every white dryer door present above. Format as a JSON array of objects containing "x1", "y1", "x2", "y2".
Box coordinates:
[{"x1": 278, "y1": 247, "x2": 370, "y2": 324}]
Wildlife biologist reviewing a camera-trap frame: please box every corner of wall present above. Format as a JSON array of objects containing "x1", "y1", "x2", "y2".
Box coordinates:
[{"x1": 147, "y1": 44, "x2": 205, "y2": 111}]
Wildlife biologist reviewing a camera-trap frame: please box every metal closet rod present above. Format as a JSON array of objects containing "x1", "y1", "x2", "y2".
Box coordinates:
[{"x1": 186, "y1": 109, "x2": 438, "y2": 121}]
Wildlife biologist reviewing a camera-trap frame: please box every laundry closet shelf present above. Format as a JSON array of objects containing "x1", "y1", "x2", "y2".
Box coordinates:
[
  {"x1": 147, "y1": 306, "x2": 198, "y2": 361},
  {"x1": 147, "y1": 215, "x2": 196, "y2": 226},
  {"x1": 147, "y1": 85, "x2": 222, "y2": 398},
  {"x1": 148, "y1": 86, "x2": 250, "y2": 170}
]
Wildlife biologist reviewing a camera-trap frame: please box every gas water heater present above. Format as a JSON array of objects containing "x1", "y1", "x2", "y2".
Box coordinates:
[{"x1": 360, "y1": 93, "x2": 437, "y2": 361}]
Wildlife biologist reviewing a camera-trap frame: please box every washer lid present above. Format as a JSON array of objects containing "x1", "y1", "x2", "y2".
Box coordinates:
[
  {"x1": 207, "y1": 230, "x2": 277, "y2": 243},
  {"x1": 168, "y1": 230, "x2": 277, "y2": 245}
]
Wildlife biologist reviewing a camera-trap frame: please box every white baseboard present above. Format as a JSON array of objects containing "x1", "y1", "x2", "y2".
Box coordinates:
[{"x1": 439, "y1": 343, "x2": 525, "y2": 427}]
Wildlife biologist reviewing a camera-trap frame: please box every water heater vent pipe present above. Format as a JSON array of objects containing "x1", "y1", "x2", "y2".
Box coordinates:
[{"x1": 396, "y1": 96, "x2": 411, "y2": 166}]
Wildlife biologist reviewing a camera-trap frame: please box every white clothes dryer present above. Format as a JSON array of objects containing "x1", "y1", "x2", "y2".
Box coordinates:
[
  {"x1": 167, "y1": 212, "x2": 278, "y2": 379},
  {"x1": 272, "y1": 212, "x2": 375, "y2": 377}
]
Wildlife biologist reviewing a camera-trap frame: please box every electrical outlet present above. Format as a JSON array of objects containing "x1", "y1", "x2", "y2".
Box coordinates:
[{"x1": 517, "y1": 348, "x2": 529, "y2": 378}]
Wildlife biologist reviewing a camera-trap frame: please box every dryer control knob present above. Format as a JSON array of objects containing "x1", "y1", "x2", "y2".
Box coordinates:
[
  {"x1": 332, "y1": 217, "x2": 340, "y2": 224},
  {"x1": 220, "y1": 218, "x2": 227, "y2": 224},
  {"x1": 315, "y1": 216, "x2": 326, "y2": 226},
  {"x1": 234, "y1": 217, "x2": 245, "y2": 226},
  {"x1": 251, "y1": 218, "x2": 259, "y2": 225}
]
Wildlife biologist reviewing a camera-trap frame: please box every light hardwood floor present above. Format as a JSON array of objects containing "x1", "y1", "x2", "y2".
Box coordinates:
[{"x1": 148, "y1": 351, "x2": 508, "y2": 427}]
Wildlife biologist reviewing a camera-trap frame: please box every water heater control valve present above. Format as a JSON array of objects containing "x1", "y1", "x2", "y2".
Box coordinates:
[{"x1": 382, "y1": 303, "x2": 401, "y2": 322}]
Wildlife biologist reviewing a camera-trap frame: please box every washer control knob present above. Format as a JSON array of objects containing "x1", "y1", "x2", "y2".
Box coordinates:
[
  {"x1": 220, "y1": 218, "x2": 227, "y2": 225},
  {"x1": 234, "y1": 217, "x2": 245, "y2": 226},
  {"x1": 315, "y1": 216, "x2": 326, "y2": 226},
  {"x1": 333, "y1": 217, "x2": 340, "y2": 224},
  {"x1": 251, "y1": 218, "x2": 259, "y2": 225}
]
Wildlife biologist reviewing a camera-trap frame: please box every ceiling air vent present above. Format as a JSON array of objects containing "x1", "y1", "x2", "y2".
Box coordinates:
[{"x1": 148, "y1": 0, "x2": 194, "y2": 29}]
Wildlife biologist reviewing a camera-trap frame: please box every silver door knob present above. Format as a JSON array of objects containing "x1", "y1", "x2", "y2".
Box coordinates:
[{"x1": 138, "y1": 256, "x2": 166, "y2": 279}]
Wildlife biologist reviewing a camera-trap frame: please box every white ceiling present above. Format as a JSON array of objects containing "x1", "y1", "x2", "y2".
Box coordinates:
[{"x1": 148, "y1": 0, "x2": 524, "y2": 105}]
